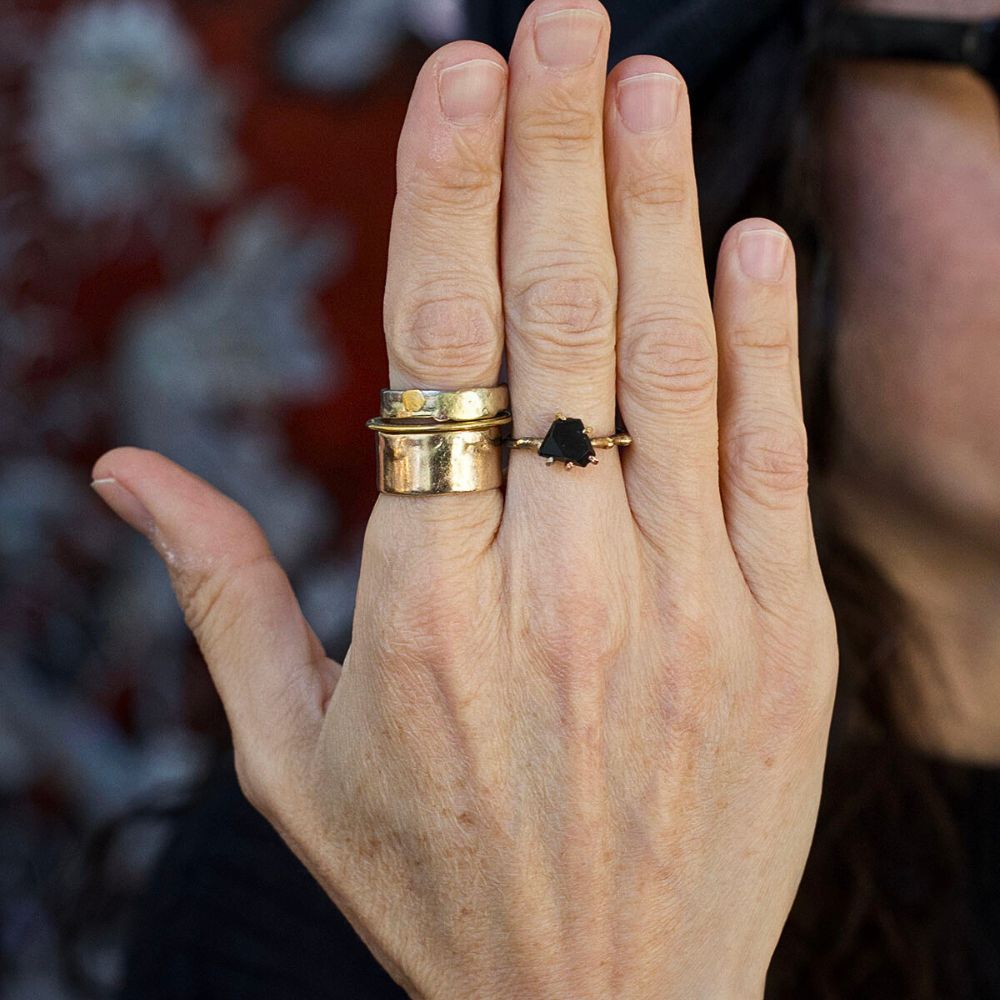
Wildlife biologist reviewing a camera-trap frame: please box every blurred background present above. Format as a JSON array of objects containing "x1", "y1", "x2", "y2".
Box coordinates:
[{"x1": 0, "y1": 1, "x2": 466, "y2": 994}]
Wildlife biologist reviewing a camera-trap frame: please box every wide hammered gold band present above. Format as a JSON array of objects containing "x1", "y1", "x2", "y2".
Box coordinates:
[
  {"x1": 371, "y1": 424, "x2": 507, "y2": 495},
  {"x1": 380, "y1": 386, "x2": 510, "y2": 422}
]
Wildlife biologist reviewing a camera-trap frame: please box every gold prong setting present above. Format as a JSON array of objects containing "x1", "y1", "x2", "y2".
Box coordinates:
[
  {"x1": 504, "y1": 411, "x2": 631, "y2": 469},
  {"x1": 502, "y1": 415, "x2": 630, "y2": 469}
]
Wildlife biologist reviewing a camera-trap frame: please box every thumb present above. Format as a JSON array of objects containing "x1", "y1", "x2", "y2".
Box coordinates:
[{"x1": 91, "y1": 446, "x2": 339, "y2": 810}]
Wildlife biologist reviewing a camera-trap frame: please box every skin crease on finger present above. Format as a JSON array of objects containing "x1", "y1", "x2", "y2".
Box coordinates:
[{"x1": 823, "y1": 0, "x2": 1000, "y2": 762}]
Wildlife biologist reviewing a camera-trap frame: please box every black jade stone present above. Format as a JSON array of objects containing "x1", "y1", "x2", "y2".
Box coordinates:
[{"x1": 538, "y1": 417, "x2": 595, "y2": 467}]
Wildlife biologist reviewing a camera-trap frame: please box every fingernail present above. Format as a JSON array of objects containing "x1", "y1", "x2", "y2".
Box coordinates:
[
  {"x1": 534, "y1": 8, "x2": 604, "y2": 69},
  {"x1": 92, "y1": 477, "x2": 155, "y2": 539},
  {"x1": 438, "y1": 58, "x2": 506, "y2": 123},
  {"x1": 616, "y1": 72, "x2": 682, "y2": 132},
  {"x1": 738, "y1": 229, "x2": 788, "y2": 283}
]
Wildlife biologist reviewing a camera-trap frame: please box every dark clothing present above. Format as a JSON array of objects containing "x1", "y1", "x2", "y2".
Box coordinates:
[
  {"x1": 465, "y1": 0, "x2": 810, "y2": 257},
  {"x1": 952, "y1": 760, "x2": 1000, "y2": 995},
  {"x1": 119, "y1": 763, "x2": 406, "y2": 1000},
  {"x1": 119, "y1": 755, "x2": 1000, "y2": 999},
  {"x1": 464, "y1": 0, "x2": 803, "y2": 91}
]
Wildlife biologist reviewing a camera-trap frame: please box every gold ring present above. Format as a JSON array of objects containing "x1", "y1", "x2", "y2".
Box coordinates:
[
  {"x1": 366, "y1": 414, "x2": 512, "y2": 434},
  {"x1": 372, "y1": 425, "x2": 505, "y2": 495},
  {"x1": 380, "y1": 386, "x2": 510, "y2": 422},
  {"x1": 368, "y1": 386, "x2": 509, "y2": 495},
  {"x1": 506, "y1": 414, "x2": 632, "y2": 469}
]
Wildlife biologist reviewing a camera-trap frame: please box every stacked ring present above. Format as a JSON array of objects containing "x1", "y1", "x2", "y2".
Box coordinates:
[
  {"x1": 380, "y1": 386, "x2": 510, "y2": 422},
  {"x1": 366, "y1": 386, "x2": 511, "y2": 496}
]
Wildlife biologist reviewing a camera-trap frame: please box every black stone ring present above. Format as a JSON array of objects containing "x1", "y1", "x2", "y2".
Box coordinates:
[{"x1": 505, "y1": 414, "x2": 632, "y2": 469}]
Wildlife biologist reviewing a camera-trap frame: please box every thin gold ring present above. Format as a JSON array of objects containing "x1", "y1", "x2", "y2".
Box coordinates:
[
  {"x1": 507, "y1": 434, "x2": 633, "y2": 449},
  {"x1": 366, "y1": 414, "x2": 513, "y2": 434}
]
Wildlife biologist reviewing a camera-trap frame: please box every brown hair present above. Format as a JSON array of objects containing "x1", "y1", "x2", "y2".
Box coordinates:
[{"x1": 735, "y1": 13, "x2": 982, "y2": 995}]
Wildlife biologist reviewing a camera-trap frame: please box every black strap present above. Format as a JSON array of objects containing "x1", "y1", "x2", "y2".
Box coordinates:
[{"x1": 821, "y1": 10, "x2": 999, "y2": 85}]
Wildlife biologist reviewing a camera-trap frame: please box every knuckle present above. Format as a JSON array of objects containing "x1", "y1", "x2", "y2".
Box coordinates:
[
  {"x1": 507, "y1": 268, "x2": 615, "y2": 362},
  {"x1": 726, "y1": 423, "x2": 810, "y2": 507},
  {"x1": 513, "y1": 94, "x2": 600, "y2": 158},
  {"x1": 360, "y1": 513, "x2": 499, "y2": 675},
  {"x1": 359, "y1": 575, "x2": 499, "y2": 703},
  {"x1": 391, "y1": 287, "x2": 500, "y2": 382},
  {"x1": 170, "y1": 544, "x2": 273, "y2": 646},
  {"x1": 173, "y1": 564, "x2": 227, "y2": 638},
  {"x1": 365, "y1": 495, "x2": 498, "y2": 575},
  {"x1": 234, "y1": 745, "x2": 276, "y2": 819},
  {"x1": 369, "y1": 598, "x2": 463, "y2": 673},
  {"x1": 379, "y1": 610, "x2": 495, "y2": 698},
  {"x1": 757, "y1": 635, "x2": 838, "y2": 744},
  {"x1": 619, "y1": 310, "x2": 717, "y2": 408},
  {"x1": 755, "y1": 677, "x2": 829, "y2": 757},
  {"x1": 734, "y1": 602, "x2": 838, "y2": 756},
  {"x1": 398, "y1": 137, "x2": 502, "y2": 214},
  {"x1": 726, "y1": 324, "x2": 793, "y2": 370},
  {"x1": 528, "y1": 582, "x2": 627, "y2": 681},
  {"x1": 620, "y1": 160, "x2": 690, "y2": 217}
]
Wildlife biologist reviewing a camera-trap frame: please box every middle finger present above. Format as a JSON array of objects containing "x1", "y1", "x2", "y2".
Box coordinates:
[{"x1": 502, "y1": 1, "x2": 620, "y2": 494}]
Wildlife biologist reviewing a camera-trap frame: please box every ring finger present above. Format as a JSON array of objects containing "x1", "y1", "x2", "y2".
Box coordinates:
[{"x1": 376, "y1": 39, "x2": 508, "y2": 543}]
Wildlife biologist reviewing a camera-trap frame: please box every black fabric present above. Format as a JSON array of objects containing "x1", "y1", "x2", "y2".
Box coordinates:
[
  {"x1": 118, "y1": 762, "x2": 407, "y2": 1000},
  {"x1": 949, "y1": 760, "x2": 1000, "y2": 996},
  {"x1": 465, "y1": 0, "x2": 813, "y2": 255},
  {"x1": 464, "y1": 0, "x2": 802, "y2": 92},
  {"x1": 118, "y1": 753, "x2": 1000, "y2": 999},
  {"x1": 819, "y1": 10, "x2": 1000, "y2": 89}
]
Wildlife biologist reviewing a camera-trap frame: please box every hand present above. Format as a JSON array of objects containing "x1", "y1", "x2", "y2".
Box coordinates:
[{"x1": 93, "y1": 2, "x2": 838, "y2": 996}]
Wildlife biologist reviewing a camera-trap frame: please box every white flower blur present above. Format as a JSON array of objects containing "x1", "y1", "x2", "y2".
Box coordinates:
[
  {"x1": 26, "y1": 0, "x2": 241, "y2": 220},
  {"x1": 276, "y1": 0, "x2": 465, "y2": 91},
  {"x1": 116, "y1": 198, "x2": 346, "y2": 566}
]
